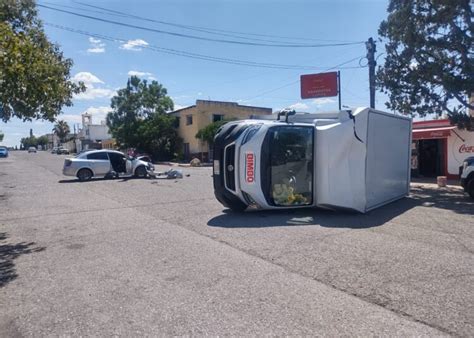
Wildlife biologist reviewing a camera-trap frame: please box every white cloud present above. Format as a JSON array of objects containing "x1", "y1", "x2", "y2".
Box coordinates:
[
  {"x1": 74, "y1": 86, "x2": 116, "y2": 100},
  {"x1": 409, "y1": 61, "x2": 418, "y2": 70},
  {"x1": 72, "y1": 72, "x2": 115, "y2": 100},
  {"x1": 128, "y1": 70, "x2": 153, "y2": 77},
  {"x1": 312, "y1": 98, "x2": 336, "y2": 106},
  {"x1": 288, "y1": 102, "x2": 309, "y2": 111},
  {"x1": 87, "y1": 37, "x2": 106, "y2": 54},
  {"x1": 84, "y1": 106, "x2": 113, "y2": 123},
  {"x1": 72, "y1": 72, "x2": 103, "y2": 85},
  {"x1": 60, "y1": 114, "x2": 83, "y2": 124},
  {"x1": 120, "y1": 39, "x2": 149, "y2": 51},
  {"x1": 173, "y1": 104, "x2": 188, "y2": 111},
  {"x1": 87, "y1": 47, "x2": 105, "y2": 53}
]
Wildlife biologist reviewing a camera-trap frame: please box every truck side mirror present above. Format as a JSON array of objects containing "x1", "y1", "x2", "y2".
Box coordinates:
[{"x1": 285, "y1": 109, "x2": 296, "y2": 123}]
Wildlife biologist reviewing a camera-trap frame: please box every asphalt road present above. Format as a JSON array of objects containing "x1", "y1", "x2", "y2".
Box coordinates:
[{"x1": 0, "y1": 151, "x2": 473, "y2": 336}]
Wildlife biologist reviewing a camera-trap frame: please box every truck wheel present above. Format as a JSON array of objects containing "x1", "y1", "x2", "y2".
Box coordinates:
[
  {"x1": 468, "y1": 180, "x2": 474, "y2": 199},
  {"x1": 135, "y1": 166, "x2": 147, "y2": 178},
  {"x1": 77, "y1": 168, "x2": 93, "y2": 181},
  {"x1": 225, "y1": 198, "x2": 248, "y2": 212}
]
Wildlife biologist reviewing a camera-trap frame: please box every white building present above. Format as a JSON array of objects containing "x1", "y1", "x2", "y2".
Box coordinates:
[
  {"x1": 412, "y1": 119, "x2": 474, "y2": 178},
  {"x1": 76, "y1": 113, "x2": 112, "y2": 152}
]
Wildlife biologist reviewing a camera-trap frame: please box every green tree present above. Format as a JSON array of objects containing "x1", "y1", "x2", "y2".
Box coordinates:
[
  {"x1": 196, "y1": 119, "x2": 234, "y2": 146},
  {"x1": 0, "y1": 130, "x2": 4, "y2": 142},
  {"x1": 36, "y1": 135, "x2": 49, "y2": 148},
  {"x1": 20, "y1": 135, "x2": 37, "y2": 149},
  {"x1": 53, "y1": 120, "x2": 70, "y2": 144},
  {"x1": 137, "y1": 114, "x2": 181, "y2": 161},
  {"x1": 377, "y1": 0, "x2": 473, "y2": 125},
  {"x1": 107, "y1": 76, "x2": 178, "y2": 159},
  {"x1": 0, "y1": 0, "x2": 85, "y2": 122}
]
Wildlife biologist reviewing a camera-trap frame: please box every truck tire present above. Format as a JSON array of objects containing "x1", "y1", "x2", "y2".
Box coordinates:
[
  {"x1": 223, "y1": 196, "x2": 247, "y2": 212},
  {"x1": 468, "y1": 180, "x2": 474, "y2": 199}
]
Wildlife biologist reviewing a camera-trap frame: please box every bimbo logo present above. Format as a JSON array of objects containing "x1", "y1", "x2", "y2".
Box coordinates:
[
  {"x1": 459, "y1": 144, "x2": 474, "y2": 153},
  {"x1": 245, "y1": 152, "x2": 255, "y2": 183}
]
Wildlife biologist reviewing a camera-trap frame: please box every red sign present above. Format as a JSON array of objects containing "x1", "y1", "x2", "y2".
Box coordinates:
[
  {"x1": 459, "y1": 144, "x2": 474, "y2": 153},
  {"x1": 412, "y1": 127, "x2": 454, "y2": 140},
  {"x1": 245, "y1": 152, "x2": 255, "y2": 183},
  {"x1": 300, "y1": 72, "x2": 338, "y2": 99}
]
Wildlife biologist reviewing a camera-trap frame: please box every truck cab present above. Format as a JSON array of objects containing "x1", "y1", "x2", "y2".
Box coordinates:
[{"x1": 213, "y1": 107, "x2": 412, "y2": 213}]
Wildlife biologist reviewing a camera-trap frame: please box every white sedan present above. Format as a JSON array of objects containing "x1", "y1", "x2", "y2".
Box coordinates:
[{"x1": 63, "y1": 149, "x2": 154, "y2": 181}]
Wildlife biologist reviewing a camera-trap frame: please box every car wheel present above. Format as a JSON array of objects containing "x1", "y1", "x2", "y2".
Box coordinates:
[
  {"x1": 468, "y1": 180, "x2": 474, "y2": 199},
  {"x1": 134, "y1": 166, "x2": 147, "y2": 178},
  {"x1": 77, "y1": 168, "x2": 93, "y2": 181}
]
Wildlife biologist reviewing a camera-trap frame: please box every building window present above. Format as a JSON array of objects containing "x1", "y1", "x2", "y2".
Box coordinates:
[
  {"x1": 213, "y1": 114, "x2": 224, "y2": 122},
  {"x1": 186, "y1": 115, "x2": 193, "y2": 125}
]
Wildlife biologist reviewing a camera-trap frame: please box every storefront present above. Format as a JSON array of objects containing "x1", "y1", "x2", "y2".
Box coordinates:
[{"x1": 412, "y1": 119, "x2": 474, "y2": 179}]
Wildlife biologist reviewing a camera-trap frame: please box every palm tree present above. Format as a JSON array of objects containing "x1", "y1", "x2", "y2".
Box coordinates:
[{"x1": 53, "y1": 120, "x2": 70, "y2": 145}]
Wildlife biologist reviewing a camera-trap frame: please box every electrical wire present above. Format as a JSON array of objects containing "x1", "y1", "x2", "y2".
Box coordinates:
[
  {"x1": 171, "y1": 44, "x2": 364, "y2": 97},
  {"x1": 66, "y1": 0, "x2": 360, "y2": 45},
  {"x1": 243, "y1": 56, "x2": 365, "y2": 101},
  {"x1": 38, "y1": 4, "x2": 364, "y2": 48},
  {"x1": 45, "y1": 23, "x2": 366, "y2": 71}
]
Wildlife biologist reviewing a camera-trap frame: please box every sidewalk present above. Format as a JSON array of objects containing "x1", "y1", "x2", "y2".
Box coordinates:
[{"x1": 411, "y1": 177, "x2": 461, "y2": 188}]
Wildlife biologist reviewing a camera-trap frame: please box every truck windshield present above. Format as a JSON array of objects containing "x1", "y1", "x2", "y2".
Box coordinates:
[{"x1": 261, "y1": 126, "x2": 313, "y2": 206}]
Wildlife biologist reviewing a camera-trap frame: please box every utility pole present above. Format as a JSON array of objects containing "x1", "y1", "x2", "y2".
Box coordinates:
[
  {"x1": 337, "y1": 71, "x2": 341, "y2": 110},
  {"x1": 366, "y1": 37, "x2": 376, "y2": 109}
]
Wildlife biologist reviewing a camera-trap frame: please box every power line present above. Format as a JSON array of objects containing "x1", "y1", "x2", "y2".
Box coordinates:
[
  {"x1": 67, "y1": 0, "x2": 360, "y2": 45},
  {"x1": 243, "y1": 56, "x2": 365, "y2": 101},
  {"x1": 40, "y1": 1, "x2": 131, "y2": 19},
  {"x1": 38, "y1": 4, "x2": 364, "y2": 48},
  {"x1": 45, "y1": 23, "x2": 366, "y2": 71}
]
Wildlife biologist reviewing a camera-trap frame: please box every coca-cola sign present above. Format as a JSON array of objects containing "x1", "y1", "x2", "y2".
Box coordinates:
[{"x1": 459, "y1": 144, "x2": 474, "y2": 153}]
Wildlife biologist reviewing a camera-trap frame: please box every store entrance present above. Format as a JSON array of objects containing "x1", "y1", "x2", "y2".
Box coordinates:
[{"x1": 418, "y1": 139, "x2": 444, "y2": 177}]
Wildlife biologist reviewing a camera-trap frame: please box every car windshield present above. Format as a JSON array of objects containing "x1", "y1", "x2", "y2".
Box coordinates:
[{"x1": 262, "y1": 126, "x2": 314, "y2": 206}]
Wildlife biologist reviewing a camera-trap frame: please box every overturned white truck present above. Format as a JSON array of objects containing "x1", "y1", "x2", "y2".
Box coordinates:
[{"x1": 213, "y1": 107, "x2": 412, "y2": 213}]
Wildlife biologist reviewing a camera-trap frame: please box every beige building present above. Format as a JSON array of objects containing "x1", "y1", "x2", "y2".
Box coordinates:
[
  {"x1": 170, "y1": 100, "x2": 272, "y2": 161},
  {"x1": 102, "y1": 138, "x2": 117, "y2": 150}
]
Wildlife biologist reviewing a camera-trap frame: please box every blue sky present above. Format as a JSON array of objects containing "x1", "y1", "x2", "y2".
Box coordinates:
[{"x1": 1, "y1": 0, "x2": 392, "y2": 147}]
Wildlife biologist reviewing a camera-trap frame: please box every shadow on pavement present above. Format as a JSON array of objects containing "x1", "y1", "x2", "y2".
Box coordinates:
[
  {"x1": 208, "y1": 186, "x2": 473, "y2": 229},
  {"x1": 0, "y1": 232, "x2": 46, "y2": 288},
  {"x1": 58, "y1": 178, "x2": 101, "y2": 184},
  {"x1": 410, "y1": 185, "x2": 473, "y2": 215},
  {"x1": 58, "y1": 177, "x2": 145, "y2": 184}
]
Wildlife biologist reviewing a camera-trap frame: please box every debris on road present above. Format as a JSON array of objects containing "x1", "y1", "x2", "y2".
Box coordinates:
[{"x1": 153, "y1": 168, "x2": 184, "y2": 179}]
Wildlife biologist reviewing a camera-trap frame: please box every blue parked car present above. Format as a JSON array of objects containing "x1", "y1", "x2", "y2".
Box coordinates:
[{"x1": 0, "y1": 146, "x2": 8, "y2": 158}]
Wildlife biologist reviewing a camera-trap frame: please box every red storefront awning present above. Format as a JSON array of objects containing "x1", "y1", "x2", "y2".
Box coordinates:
[{"x1": 412, "y1": 126, "x2": 456, "y2": 140}]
